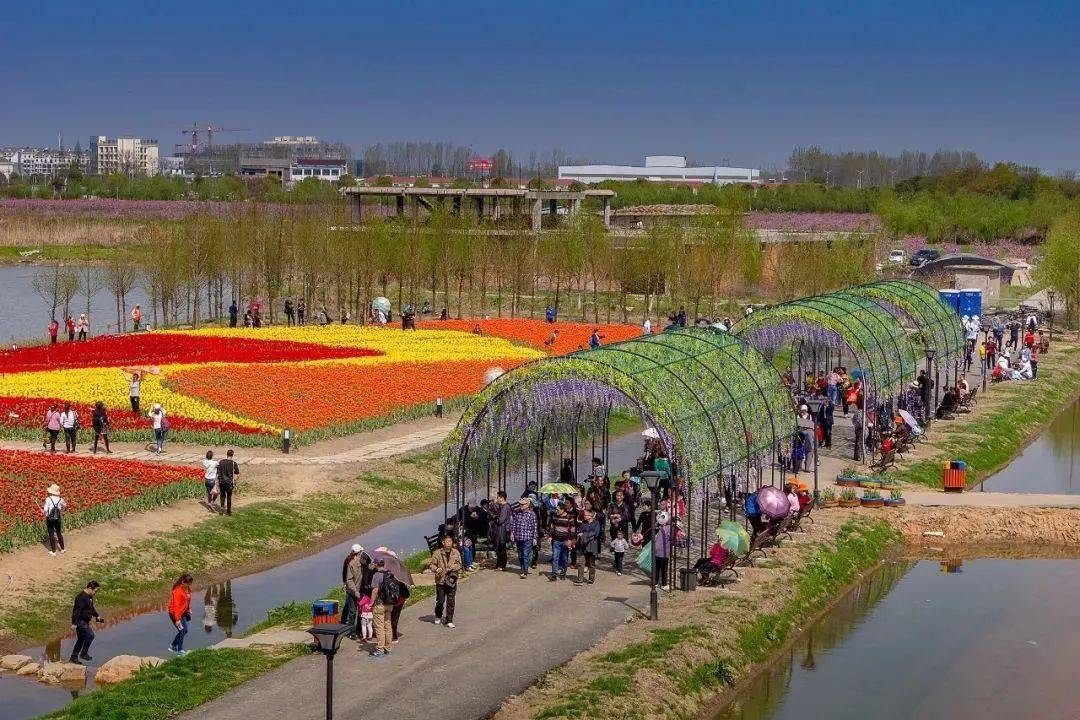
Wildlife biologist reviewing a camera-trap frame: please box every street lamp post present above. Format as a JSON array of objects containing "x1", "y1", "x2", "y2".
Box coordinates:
[
  {"x1": 924, "y1": 348, "x2": 937, "y2": 427},
  {"x1": 641, "y1": 471, "x2": 665, "y2": 621},
  {"x1": 804, "y1": 396, "x2": 825, "y2": 499},
  {"x1": 307, "y1": 623, "x2": 351, "y2": 720}
]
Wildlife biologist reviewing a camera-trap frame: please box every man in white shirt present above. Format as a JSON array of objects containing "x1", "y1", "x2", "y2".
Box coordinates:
[
  {"x1": 642, "y1": 319, "x2": 652, "y2": 335},
  {"x1": 59, "y1": 405, "x2": 79, "y2": 453}
]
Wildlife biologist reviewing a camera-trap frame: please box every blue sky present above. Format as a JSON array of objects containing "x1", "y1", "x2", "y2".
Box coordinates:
[{"x1": 4, "y1": 1, "x2": 1080, "y2": 170}]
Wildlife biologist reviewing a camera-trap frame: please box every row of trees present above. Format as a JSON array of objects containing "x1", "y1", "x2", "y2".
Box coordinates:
[{"x1": 787, "y1": 147, "x2": 985, "y2": 187}]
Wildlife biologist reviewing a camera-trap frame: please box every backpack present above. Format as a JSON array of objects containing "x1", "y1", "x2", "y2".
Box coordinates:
[
  {"x1": 745, "y1": 493, "x2": 759, "y2": 517},
  {"x1": 46, "y1": 499, "x2": 61, "y2": 522},
  {"x1": 378, "y1": 571, "x2": 401, "y2": 605}
]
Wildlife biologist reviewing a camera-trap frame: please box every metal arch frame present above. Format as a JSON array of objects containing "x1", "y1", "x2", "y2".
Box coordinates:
[
  {"x1": 852, "y1": 282, "x2": 960, "y2": 361},
  {"x1": 825, "y1": 293, "x2": 920, "y2": 390},
  {"x1": 874, "y1": 280, "x2": 964, "y2": 360},
  {"x1": 800, "y1": 295, "x2": 899, "y2": 395}
]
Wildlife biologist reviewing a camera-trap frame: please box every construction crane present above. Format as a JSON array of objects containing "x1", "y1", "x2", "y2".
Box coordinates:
[{"x1": 180, "y1": 123, "x2": 252, "y2": 173}]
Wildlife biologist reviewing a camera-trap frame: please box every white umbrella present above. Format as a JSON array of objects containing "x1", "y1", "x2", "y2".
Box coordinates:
[{"x1": 641, "y1": 427, "x2": 660, "y2": 440}]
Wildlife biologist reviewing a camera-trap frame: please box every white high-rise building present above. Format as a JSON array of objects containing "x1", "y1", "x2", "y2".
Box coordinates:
[{"x1": 90, "y1": 136, "x2": 159, "y2": 176}]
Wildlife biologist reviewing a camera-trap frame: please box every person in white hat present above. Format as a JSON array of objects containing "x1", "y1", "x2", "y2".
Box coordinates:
[
  {"x1": 343, "y1": 544, "x2": 369, "y2": 636},
  {"x1": 42, "y1": 483, "x2": 67, "y2": 555},
  {"x1": 76, "y1": 314, "x2": 89, "y2": 341}
]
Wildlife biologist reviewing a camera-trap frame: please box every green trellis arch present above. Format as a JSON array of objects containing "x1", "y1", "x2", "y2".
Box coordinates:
[
  {"x1": 844, "y1": 279, "x2": 965, "y2": 362},
  {"x1": 732, "y1": 292, "x2": 919, "y2": 398},
  {"x1": 445, "y1": 329, "x2": 795, "y2": 493}
]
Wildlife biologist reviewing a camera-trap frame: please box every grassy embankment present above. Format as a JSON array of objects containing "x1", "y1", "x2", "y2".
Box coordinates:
[
  {"x1": 891, "y1": 340, "x2": 1080, "y2": 489},
  {"x1": 36, "y1": 645, "x2": 308, "y2": 720},
  {"x1": 529, "y1": 519, "x2": 897, "y2": 720},
  {"x1": 1, "y1": 457, "x2": 443, "y2": 646}
]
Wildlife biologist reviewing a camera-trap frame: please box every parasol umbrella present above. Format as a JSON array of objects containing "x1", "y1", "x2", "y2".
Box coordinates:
[
  {"x1": 371, "y1": 297, "x2": 391, "y2": 315},
  {"x1": 371, "y1": 547, "x2": 414, "y2": 587},
  {"x1": 538, "y1": 483, "x2": 578, "y2": 496},
  {"x1": 122, "y1": 365, "x2": 161, "y2": 375},
  {"x1": 641, "y1": 427, "x2": 661, "y2": 440},
  {"x1": 756, "y1": 486, "x2": 790, "y2": 519},
  {"x1": 898, "y1": 409, "x2": 922, "y2": 431},
  {"x1": 715, "y1": 520, "x2": 750, "y2": 555}
]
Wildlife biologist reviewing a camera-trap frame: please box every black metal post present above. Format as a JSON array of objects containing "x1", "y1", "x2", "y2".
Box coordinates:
[
  {"x1": 325, "y1": 653, "x2": 334, "y2": 720},
  {"x1": 649, "y1": 498, "x2": 658, "y2": 620},
  {"x1": 933, "y1": 360, "x2": 940, "y2": 415}
]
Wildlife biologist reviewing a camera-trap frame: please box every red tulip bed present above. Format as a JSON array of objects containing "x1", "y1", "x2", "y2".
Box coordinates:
[{"x1": 0, "y1": 449, "x2": 203, "y2": 551}]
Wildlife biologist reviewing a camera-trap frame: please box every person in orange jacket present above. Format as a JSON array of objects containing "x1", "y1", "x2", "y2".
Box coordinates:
[{"x1": 168, "y1": 574, "x2": 193, "y2": 656}]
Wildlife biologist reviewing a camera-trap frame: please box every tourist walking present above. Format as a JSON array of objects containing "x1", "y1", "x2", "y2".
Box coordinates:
[
  {"x1": 610, "y1": 531, "x2": 629, "y2": 575},
  {"x1": 284, "y1": 298, "x2": 295, "y2": 326},
  {"x1": 167, "y1": 574, "x2": 193, "y2": 656},
  {"x1": 66, "y1": 315, "x2": 76, "y2": 342},
  {"x1": 643, "y1": 318, "x2": 652, "y2": 335},
  {"x1": 852, "y1": 407, "x2": 865, "y2": 462},
  {"x1": 607, "y1": 489, "x2": 632, "y2": 541},
  {"x1": 131, "y1": 305, "x2": 142, "y2": 331},
  {"x1": 44, "y1": 403, "x2": 62, "y2": 452},
  {"x1": 59, "y1": 403, "x2": 79, "y2": 453},
  {"x1": 654, "y1": 521, "x2": 672, "y2": 591},
  {"x1": 490, "y1": 491, "x2": 512, "y2": 570},
  {"x1": 297, "y1": 299, "x2": 306, "y2": 325},
  {"x1": 76, "y1": 314, "x2": 89, "y2": 341},
  {"x1": 369, "y1": 558, "x2": 396, "y2": 657},
  {"x1": 428, "y1": 535, "x2": 462, "y2": 628},
  {"x1": 128, "y1": 370, "x2": 143, "y2": 413},
  {"x1": 42, "y1": 483, "x2": 67, "y2": 556},
  {"x1": 217, "y1": 449, "x2": 239, "y2": 515},
  {"x1": 149, "y1": 403, "x2": 167, "y2": 452},
  {"x1": 548, "y1": 502, "x2": 576, "y2": 581},
  {"x1": 343, "y1": 545, "x2": 370, "y2": 634},
  {"x1": 229, "y1": 302, "x2": 238, "y2": 327},
  {"x1": 69, "y1": 581, "x2": 104, "y2": 664},
  {"x1": 510, "y1": 497, "x2": 538, "y2": 578},
  {"x1": 48, "y1": 318, "x2": 59, "y2": 344},
  {"x1": 575, "y1": 510, "x2": 602, "y2": 584},
  {"x1": 202, "y1": 451, "x2": 219, "y2": 507}
]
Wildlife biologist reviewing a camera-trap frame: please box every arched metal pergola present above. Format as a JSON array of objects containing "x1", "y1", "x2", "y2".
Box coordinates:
[{"x1": 444, "y1": 328, "x2": 796, "y2": 588}]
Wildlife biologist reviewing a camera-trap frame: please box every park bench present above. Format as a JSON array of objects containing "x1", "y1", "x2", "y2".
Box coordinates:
[
  {"x1": 791, "y1": 498, "x2": 815, "y2": 532},
  {"x1": 870, "y1": 446, "x2": 897, "y2": 473},
  {"x1": 696, "y1": 551, "x2": 740, "y2": 586},
  {"x1": 956, "y1": 386, "x2": 978, "y2": 413}
]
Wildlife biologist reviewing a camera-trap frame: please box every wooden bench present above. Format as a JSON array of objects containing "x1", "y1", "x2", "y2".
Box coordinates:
[{"x1": 870, "y1": 447, "x2": 897, "y2": 473}]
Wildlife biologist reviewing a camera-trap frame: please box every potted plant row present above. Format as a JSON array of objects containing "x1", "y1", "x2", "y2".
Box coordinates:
[
  {"x1": 883, "y1": 489, "x2": 906, "y2": 507},
  {"x1": 818, "y1": 488, "x2": 838, "y2": 508},
  {"x1": 836, "y1": 466, "x2": 863, "y2": 487}
]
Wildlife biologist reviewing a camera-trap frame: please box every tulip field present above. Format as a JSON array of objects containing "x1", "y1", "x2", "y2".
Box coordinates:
[
  {"x1": 0, "y1": 319, "x2": 639, "y2": 445},
  {"x1": 0, "y1": 449, "x2": 203, "y2": 550}
]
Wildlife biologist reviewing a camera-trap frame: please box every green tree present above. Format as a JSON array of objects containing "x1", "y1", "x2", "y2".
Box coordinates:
[{"x1": 1037, "y1": 211, "x2": 1080, "y2": 327}]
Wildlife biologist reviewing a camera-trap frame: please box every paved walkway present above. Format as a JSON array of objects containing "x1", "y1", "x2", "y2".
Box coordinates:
[
  {"x1": 182, "y1": 566, "x2": 650, "y2": 720},
  {"x1": 0, "y1": 420, "x2": 456, "y2": 467}
]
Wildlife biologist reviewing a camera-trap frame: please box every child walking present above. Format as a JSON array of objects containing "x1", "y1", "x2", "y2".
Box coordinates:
[
  {"x1": 358, "y1": 593, "x2": 374, "y2": 641},
  {"x1": 610, "y1": 531, "x2": 629, "y2": 576}
]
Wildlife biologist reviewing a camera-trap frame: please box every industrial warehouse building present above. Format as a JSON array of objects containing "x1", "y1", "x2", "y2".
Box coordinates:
[{"x1": 558, "y1": 155, "x2": 758, "y2": 185}]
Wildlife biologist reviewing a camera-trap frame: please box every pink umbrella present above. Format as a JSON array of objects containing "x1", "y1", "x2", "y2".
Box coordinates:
[{"x1": 756, "y1": 486, "x2": 791, "y2": 519}]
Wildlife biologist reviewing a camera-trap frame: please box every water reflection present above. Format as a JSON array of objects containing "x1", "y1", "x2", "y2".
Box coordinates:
[
  {"x1": 202, "y1": 581, "x2": 239, "y2": 638},
  {"x1": 712, "y1": 559, "x2": 1080, "y2": 720},
  {"x1": 980, "y1": 397, "x2": 1080, "y2": 494}
]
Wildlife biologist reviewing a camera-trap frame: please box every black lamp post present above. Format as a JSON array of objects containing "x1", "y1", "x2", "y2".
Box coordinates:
[
  {"x1": 307, "y1": 623, "x2": 351, "y2": 720},
  {"x1": 924, "y1": 348, "x2": 937, "y2": 426},
  {"x1": 641, "y1": 470, "x2": 664, "y2": 621},
  {"x1": 1047, "y1": 289, "x2": 1056, "y2": 346},
  {"x1": 804, "y1": 396, "x2": 824, "y2": 499}
]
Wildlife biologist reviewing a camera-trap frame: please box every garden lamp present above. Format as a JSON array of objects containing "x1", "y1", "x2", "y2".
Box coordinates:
[
  {"x1": 804, "y1": 396, "x2": 825, "y2": 498},
  {"x1": 640, "y1": 470, "x2": 665, "y2": 621},
  {"x1": 307, "y1": 623, "x2": 351, "y2": 720}
]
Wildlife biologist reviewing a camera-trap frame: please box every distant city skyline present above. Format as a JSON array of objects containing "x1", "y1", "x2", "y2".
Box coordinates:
[{"x1": 4, "y1": 1, "x2": 1079, "y2": 173}]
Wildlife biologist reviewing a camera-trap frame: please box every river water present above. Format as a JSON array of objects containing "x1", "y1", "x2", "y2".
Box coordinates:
[
  {"x1": 1, "y1": 431, "x2": 646, "y2": 719},
  {"x1": 977, "y1": 396, "x2": 1080, "y2": 494},
  {"x1": 712, "y1": 558, "x2": 1080, "y2": 720}
]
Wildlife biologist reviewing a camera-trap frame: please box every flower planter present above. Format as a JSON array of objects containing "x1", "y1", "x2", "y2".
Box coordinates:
[
  {"x1": 818, "y1": 499, "x2": 838, "y2": 509},
  {"x1": 836, "y1": 477, "x2": 862, "y2": 488},
  {"x1": 837, "y1": 498, "x2": 861, "y2": 508},
  {"x1": 883, "y1": 498, "x2": 906, "y2": 507},
  {"x1": 859, "y1": 480, "x2": 882, "y2": 489},
  {"x1": 860, "y1": 498, "x2": 885, "y2": 508}
]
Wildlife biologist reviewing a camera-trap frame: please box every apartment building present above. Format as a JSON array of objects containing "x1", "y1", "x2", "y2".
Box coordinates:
[{"x1": 90, "y1": 136, "x2": 159, "y2": 176}]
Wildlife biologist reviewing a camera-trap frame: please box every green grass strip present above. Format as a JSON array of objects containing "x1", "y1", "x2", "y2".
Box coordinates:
[
  {"x1": 891, "y1": 345, "x2": 1080, "y2": 489},
  {"x1": 36, "y1": 645, "x2": 307, "y2": 720}
]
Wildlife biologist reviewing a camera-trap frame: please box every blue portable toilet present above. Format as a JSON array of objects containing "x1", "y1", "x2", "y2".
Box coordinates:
[
  {"x1": 938, "y1": 289, "x2": 960, "y2": 314},
  {"x1": 958, "y1": 288, "x2": 982, "y2": 319}
]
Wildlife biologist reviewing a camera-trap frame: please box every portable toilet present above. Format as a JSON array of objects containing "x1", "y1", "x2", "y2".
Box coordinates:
[
  {"x1": 938, "y1": 289, "x2": 960, "y2": 314},
  {"x1": 958, "y1": 288, "x2": 982, "y2": 319}
]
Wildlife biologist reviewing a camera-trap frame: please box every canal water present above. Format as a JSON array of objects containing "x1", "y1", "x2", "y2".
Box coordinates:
[
  {"x1": 1, "y1": 431, "x2": 646, "y2": 719},
  {"x1": 977, "y1": 396, "x2": 1079, "y2": 494},
  {"x1": 712, "y1": 558, "x2": 1080, "y2": 720}
]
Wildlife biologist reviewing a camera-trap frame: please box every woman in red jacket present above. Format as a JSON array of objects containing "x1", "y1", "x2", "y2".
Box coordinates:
[{"x1": 168, "y1": 574, "x2": 193, "y2": 656}]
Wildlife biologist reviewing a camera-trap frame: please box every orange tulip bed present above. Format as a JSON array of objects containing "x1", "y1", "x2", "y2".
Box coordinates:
[
  {"x1": 0, "y1": 449, "x2": 203, "y2": 550},
  {"x1": 0, "y1": 319, "x2": 637, "y2": 448}
]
